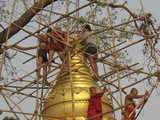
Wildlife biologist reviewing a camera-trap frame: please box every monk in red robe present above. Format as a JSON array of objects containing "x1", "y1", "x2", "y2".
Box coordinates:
[
  {"x1": 123, "y1": 88, "x2": 148, "y2": 120},
  {"x1": 87, "y1": 87, "x2": 108, "y2": 120}
]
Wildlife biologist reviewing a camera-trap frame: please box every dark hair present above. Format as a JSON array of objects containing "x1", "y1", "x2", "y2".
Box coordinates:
[
  {"x1": 146, "y1": 13, "x2": 152, "y2": 17},
  {"x1": 131, "y1": 88, "x2": 137, "y2": 93},
  {"x1": 89, "y1": 87, "x2": 96, "y2": 92},
  {"x1": 47, "y1": 28, "x2": 52, "y2": 33},
  {"x1": 85, "y1": 24, "x2": 91, "y2": 31}
]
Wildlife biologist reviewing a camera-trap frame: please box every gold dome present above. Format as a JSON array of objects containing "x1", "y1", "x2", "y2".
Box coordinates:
[{"x1": 42, "y1": 43, "x2": 114, "y2": 120}]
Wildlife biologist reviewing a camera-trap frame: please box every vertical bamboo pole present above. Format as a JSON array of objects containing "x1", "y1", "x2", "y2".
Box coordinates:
[
  {"x1": 106, "y1": 0, "x2": 123, "y2": 115},
  {"x1": 101, "y1": 46, "x2": 116, "y2": 118},
  {"x1": 66, "y1": 0, "x2": 76, "y2": 119},
  {"x1": 33, "y1": 0, "x2": 44, "y2": 119}
]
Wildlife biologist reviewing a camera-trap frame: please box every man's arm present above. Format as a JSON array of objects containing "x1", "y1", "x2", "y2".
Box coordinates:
[{"x1": 127, "y1": 94, "x2": 144, "y2": 99}]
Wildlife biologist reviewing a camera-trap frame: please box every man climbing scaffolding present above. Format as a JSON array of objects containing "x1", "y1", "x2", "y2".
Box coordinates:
[
  {"x1": 79, "y1": 24, "x2": 100, "y2": 81},
  {"x1": 123, "y1": 88, "x2": 148, "y2": 120},
  {"x1": 87, "y1": 86, "x2": 108, "y2": 120},
  {"x1": 37, "y1": 33, "x2": 50, "y2": 85}
]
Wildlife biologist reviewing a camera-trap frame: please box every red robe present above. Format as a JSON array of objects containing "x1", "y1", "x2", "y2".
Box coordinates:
[
  {"x1": 46, "y1": 31, "x2": 65, "y2": 52},
  {"x1": 124, "y1": 105, "x2": 136, "y2": 120},
  {"x1": 87, "y1": 93, "x2": 103, "y2": 120},
  {"x1": 158, "y1": 76, "x2": 160, "y2": 82}
]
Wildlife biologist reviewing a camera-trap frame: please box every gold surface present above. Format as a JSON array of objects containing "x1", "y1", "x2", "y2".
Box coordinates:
[{"x1": 42, "y1": 43, "x2": 114, "y2": 120}]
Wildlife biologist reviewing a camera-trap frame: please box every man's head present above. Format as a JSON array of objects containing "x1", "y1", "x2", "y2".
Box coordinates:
[
  {"x1": 38, "y1": 34, "x2": 47, "y2": 49},
  {"x1": 47, "y1": 28, "x2": 52, "y2": 33},
  {"x1": 83, "y1": 24, "x2": 91, "y2": 32},
  {"x1": 46, "y1": 28, "x2": 52, "y2": 38},
  {"x1": 146, "y1": 13, "x2": 152, "y2": 18},
  {"x1": 90, "y1": 87, "x2": 97, "y2": 95},
  {"x1": 130, "y1": 88, "x2": 138, "y2": 95},
  {"x1": 39, "y1": 40, "x2": 47, "y2": 49}
]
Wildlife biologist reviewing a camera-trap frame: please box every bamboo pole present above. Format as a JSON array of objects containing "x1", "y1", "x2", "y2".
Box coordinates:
[
  {"x1": 109, "y1": 68, "x2": 143, "y2": 84},
  {"x1": 1, "y1": 91, "x2": 30, "y2": 120},
  {"x1": 111, "y1": 72, "x2": 157, "y2": 94},
  {"x1": 0, "y1": 91, "x2": 20, "y2": 120},
  {"x1": 37, "y1": 2, "x2": 43, "y2": 120},
  {"x1": 12, "y1": 90, "x2": 38, "y2": 109},
  {"x1": 101, "y1": 63, "x2": 139, "y2": 79},
  {"x1": 106, "y1": 0, "x2": 123, "y2": 117},
  {"x1": 135, "y1": 80, "x2": 159, "y2": 119},
  {"x1": 3, "y1": 87, "x2": 38, "y2": 99},
  {"x1": 66, "y1": 0, "x2": 76, "y2": 119}
]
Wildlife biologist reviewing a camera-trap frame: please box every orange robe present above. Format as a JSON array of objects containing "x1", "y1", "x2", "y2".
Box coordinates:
[
  {"x1": 124, "y1": 105, "x2": 136, "y2": 120},
  {"x1": 46, "y1": 31, "x2": 65, "y2": 52},
  {"x1": 158, "y1": 76, "x2": 160, "y2": 82}
]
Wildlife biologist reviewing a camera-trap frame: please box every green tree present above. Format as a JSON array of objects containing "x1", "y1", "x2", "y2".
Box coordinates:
[
  {"x1": 3, "y1": 116, "x2": 16, "y2": 120},
  {"x1": 0, "y1": 1, "x2": 9, "y2": 29}
]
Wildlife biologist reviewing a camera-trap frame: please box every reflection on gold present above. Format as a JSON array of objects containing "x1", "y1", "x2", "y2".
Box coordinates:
[{"x1": 42, "y1": 42, "x2": 114, "y2": 120}]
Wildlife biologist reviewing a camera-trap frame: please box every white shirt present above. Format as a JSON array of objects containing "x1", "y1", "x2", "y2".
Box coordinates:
[{"x1": 80, "y1": 31, "x2": 97, "y2": 45}]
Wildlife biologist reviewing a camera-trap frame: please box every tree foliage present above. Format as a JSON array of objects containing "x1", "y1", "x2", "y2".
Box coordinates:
[
  {"x1": 3, "y1": 116, "x2": 16, "y2": 120},
  {"x1": 0, "y1": 1, "x2": 9, "y2": 29}
]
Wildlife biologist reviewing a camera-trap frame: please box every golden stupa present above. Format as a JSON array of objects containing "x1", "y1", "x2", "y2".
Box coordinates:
[{"x1": 42, "y1": 42, "x2": 114, "y2": 120}]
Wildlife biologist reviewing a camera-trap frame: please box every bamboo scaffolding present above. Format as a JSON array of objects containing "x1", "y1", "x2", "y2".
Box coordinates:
[
  {"x1": 111, "y1": 72, "x2": 157, "y2": 94},
  {"x1": 2, "y1": 87, "x2": 38, "y2": 99},
  {"x1": 101, "y1": 43, "x2": 116, "y2": 118},
  {"x1": 101, "y1": 63, "x2": 139, "y2": 79},
  {"x1": 107, "y1": 0, "x2": 123, "y2": 117},
  {"x1": 35, "y1": 2, "x2": 43, "y2": 119},
  {"x1": 0, "y1": 91, "x2": 20, "y2": 120},
  {"x1": 12, "y1": 90, "x2": 38, "y2": 109},
  {"x1": 109, "y1": 68, "x2": 143, "y2": 84},
  {"x1": 0, "y1": 0, "x2": 16, "y2": 81},
  {"x1": 1, "y1": 91, "x2": 30, "y2": 120}
]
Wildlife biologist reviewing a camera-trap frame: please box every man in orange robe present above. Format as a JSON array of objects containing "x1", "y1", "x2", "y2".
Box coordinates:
[{"x1": 123, "y1": 88, "x2": 148, "y2": 120}]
